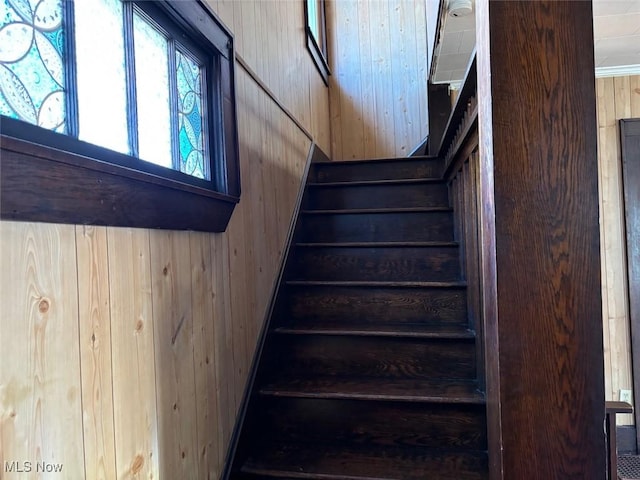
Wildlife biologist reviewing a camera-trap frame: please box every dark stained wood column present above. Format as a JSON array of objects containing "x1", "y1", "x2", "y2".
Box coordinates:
[
  {"x1": 427, "y1": 82, "x2": 452, "y2": 156},
  {"x1": 475, "y1": 1, "x2": 606, "y2": 478}
]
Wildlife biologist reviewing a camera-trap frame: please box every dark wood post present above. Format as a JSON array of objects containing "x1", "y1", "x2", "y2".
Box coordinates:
[
  {"x1": 427, "y1": 82, "x2": 452, "y2": 155},
  {"x1": 475, "y1": 1, "x2": 606, "y2": 478}
]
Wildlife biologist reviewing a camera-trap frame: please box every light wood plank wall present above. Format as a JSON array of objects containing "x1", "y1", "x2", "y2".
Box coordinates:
[
  {"x1": 597, "y1": 75, "x2": 640, "y2": 425},
  {"x1": 327, "y1": 0, "x2": 428, "y2": 160},
  {"x1": 0, "y1": 1, "x2": 329, "y2": 478}
]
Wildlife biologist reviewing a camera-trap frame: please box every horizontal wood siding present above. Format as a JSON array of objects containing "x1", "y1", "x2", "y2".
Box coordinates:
[
  {"x1": 327, "y1": 0, "x2": 428, "y2": 160},
  {"x1": 0, "y1": 0, "x2": 328, "y2": 477},
  {"x1": 597, "y1": 75, "x2": 640, "y2": 425}
]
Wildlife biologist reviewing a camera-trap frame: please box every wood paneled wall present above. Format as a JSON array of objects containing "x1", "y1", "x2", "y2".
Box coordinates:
[
  {"x1": 597, "y1": 75, "x2": 640, "y2": 425},
  {"x1": 215, "y1": 0, "x2": 330, "y2": 153},
  {"x1": 0, "y1": 1, "x2": 330, "y2": 478},
  {"x1": 327, "y1": 0, "x2": 428, "y2": 160}
]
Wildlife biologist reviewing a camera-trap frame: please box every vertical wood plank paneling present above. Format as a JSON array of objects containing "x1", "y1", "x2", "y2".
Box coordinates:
[
  {"x1": 242, "y1": 73, "x2": 270, "y2": 338},
  {"x1": 189, "y1": 231, "x2": 220, "y2": 478},
  {"x1": 615, "y1": 76, "x2": 632, "y2": 119},
  {"x1": 368, "y1": 0, "x2": 395, "y2": 158},
  {"x1": 327, "y1": 0, "x2": 343, "y2": 160},
  {"x1": 414, "y1": 0, "x2": 428, "y2": 137},
  {"x1": 596, "y1": 75, "x2": 640, "y2": 425},
  {"x1": 632, "y1": 76, "x2": 640, "y2": 116},
  {"x1": 0, "y1": 221, "x2": 84, "y2": 478},
  {"x1": 237, "y1": 72, "x2": 260, "y2": 353},
  {"x1": 274, "y1": 102, "x2": 291, "y2": 255},
  {"x1": 275, "y1": 2, "x2": 288, "y2": 108},
  {"x1": 107, "y1": 227, "x2": 159, "y2": 479},
  {"x1": 406, "y1": 0, "x2": 423, "y2": 148},
  {"x1": 339, "y1": 0, "x2": 363, "y2": 160},
  {"x1": 76, "y1": 225, "x2": 117, "y2": 480},
  {"x1": 260, "y1": 91, "x2": 280, "y2": 278},
  {"x1": 250, "y1": 0, "x2": 266, "y2": 88},
  {"x1": 215, "y1": 0, "x2": 234, "y2": 39},
  {"x1": 328, "y1": 0, "x2": 427, "y2": 160},
  {"x1": 211, "y1": 233, "x2": 235, "y2": 464},
  {"x1": 1, "y1": 1, "x2": 326, "y2": 476},
  {"x1": 598, "y1": 77, "x2": 616, "y2": 410},
  {"x1": 283, "y1": 0, "x2": 298, "y2": 122},
  {"x1": 149, "y1": 230, "x2": 199, "y2": 479},
  {"x1": 263, "y1": 3, "x2": 277, "y2": 97},
  {"x1": 469, "y1": 152, "x2": 485, "y2": 389},
  {"x1": 238, "y1": 1, "x2": 257, "y2": 76},
  {"x1": 310, "y1": 52, "x2": 332, "y2": 154},
  {"x1": 227, "y1": 202, "x2": 250, "y2": 415},
  {"x1": 388, "y1": 0, "x2": 411, "y2": 156},
  {"x1": 357, "y1": 0, "x2": 376, "y2": 159}
]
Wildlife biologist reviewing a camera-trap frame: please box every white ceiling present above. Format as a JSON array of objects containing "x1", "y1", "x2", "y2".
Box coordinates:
[
  {"x1": 593, "y1": 0, "x2": 640, "y2": 70},
  {"x1": 431, "y1": 0, "x2": 640, "y2": 85}
]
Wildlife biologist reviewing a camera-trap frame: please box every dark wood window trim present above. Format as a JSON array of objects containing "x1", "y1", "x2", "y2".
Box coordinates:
[
  {"x1": 621, "y1": 118, "x2": 640, "y2": 452},
  {"x1": 304, "y1": 0, "x2": 330, "y2": 85},
  {"x1": 0, "y1": 0, "x2": 240, "y2": 233}
]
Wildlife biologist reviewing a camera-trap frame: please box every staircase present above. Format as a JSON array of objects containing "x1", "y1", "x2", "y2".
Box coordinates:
[{"x1": 226, "y1": 155, "x2": 488, "y2": 480}]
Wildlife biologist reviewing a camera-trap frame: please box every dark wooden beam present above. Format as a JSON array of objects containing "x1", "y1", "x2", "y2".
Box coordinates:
[
  {"x1": 621, "y1": 119, "x2": 640, "y2": 454},
  {"x1": 427, "y1": 83, "x2": 451, "y2": 156},
  {"x1": 475, "y1": 1, "x2": 605, "y2": 478}
]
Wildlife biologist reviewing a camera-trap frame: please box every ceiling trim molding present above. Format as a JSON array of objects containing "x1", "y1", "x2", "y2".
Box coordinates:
[{"x1": 595, "y1": 64, "x2": 640, "y2": 78}]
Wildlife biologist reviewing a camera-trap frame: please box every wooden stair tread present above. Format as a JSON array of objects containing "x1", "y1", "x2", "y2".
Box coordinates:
[
  {"x1": 259, "y1": 377, "x2": 485, "y2": 404},
  {"x1": 273, "y1": 324, "x2": 475, "y2": 339},
  {"x1": 286, "y1": 280, "x2": 466, "y2": 288},
  {"x1": 295, "y1": 241, "x2": 458, "y2": 248},
  {"x1": 314, "y1": 155, "x2": 439, "y2": 165},
  {"x1": 302, "y1": 207, "x2": 452, "y2": 214},
  {"x1": 227, "y1": 154, "x2": 488, "y2": 480},
  {"x1": 241, "y1": 442, "x2": 488, "y2": 480},
  {"x1": 308, "y1": 178, "x2": 444, "y2": 187}
]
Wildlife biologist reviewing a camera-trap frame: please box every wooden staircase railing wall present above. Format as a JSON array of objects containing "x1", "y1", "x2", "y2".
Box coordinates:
[
  {"x1": 221, "y1": 45, "x2": 489, "y2": 480},
  {"x1": 221, "y1": 2, "x2": 607, "y2": 477},
  {"x1": 439, "y1": 55, "x2": 484, "y2": 395}
]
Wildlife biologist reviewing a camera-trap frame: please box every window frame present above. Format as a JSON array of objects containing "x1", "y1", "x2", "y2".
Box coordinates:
[
  {"x1": 304, "y1": 0, "x2": 330, "y2": 85},
  {"x1": 0, "y1": 0, "x2": 240, "y2": 232}
]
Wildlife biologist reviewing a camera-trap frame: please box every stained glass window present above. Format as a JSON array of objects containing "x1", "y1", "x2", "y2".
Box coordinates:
[
  {"x1": 0, "y1": 0, "x2": 66, "y2": 132},
  {"x1": 0, "y1": 0, "x2": 215, "y2": 182},
  {"x1": 176, "y1": 50, "x2": 206, "y2": 179}
]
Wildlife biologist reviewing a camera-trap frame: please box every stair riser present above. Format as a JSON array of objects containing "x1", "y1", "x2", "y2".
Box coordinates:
[
  {"x1": 265, "y1": 336, "x2": 476, "y2": 380},
  {"x1": 308, "y1": 183, "x2": 448, "y2": 210},
  {"x1": 235, "y1": 475, "x2": 297, "y2": 480},
  {"x1": 287, "y1": 286, "x2": 468, "y2": 326},
  {"x1": 291, "y1": 246, "x2": 460, "y2": 282},
  {"x1": 241, "y1": 446, "x2": 488, "y2": 480},
  {"x1": 251, "y1": 397, "x2": 487, "y2": 451},
  {"x1": 314, "y1": 159, "x2": 442, "y2": 182},
  {"x1": 301, "y1": 211, "x2": 454, "y2": 243}
]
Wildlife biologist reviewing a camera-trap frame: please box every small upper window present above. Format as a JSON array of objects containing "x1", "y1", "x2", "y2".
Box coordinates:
[
  {"x1": 305, "y1": 0, "x2": 329, "y2": 85},
  {"x1": 0, "y1": 0, "x2": 236, "y2": 192}
]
